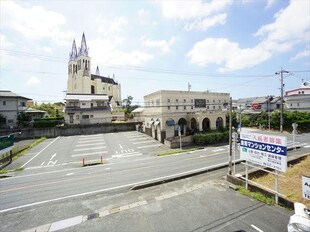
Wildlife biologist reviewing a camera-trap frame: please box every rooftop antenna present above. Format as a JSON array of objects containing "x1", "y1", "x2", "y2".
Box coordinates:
[{"x1": 188, "y1": 82, "x2": 191, "y2": 91}]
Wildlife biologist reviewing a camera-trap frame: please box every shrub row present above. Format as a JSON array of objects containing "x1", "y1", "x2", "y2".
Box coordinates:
[
  {"x1": 193, "y1": 131, "x2": 229, "y2": 145},
  {"x1": 33, "y1": 117, "x2": 64, "y2": 128}
]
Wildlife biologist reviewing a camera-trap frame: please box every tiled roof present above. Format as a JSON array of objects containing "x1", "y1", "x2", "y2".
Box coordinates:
[
  {"x1": 0, "y1": 90, "x2": 32, "y2": 100},
  {"x1": 91, "y1": 74, "x2": 118, "y2": 85}
]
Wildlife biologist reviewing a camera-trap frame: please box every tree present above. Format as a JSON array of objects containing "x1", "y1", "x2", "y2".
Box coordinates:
[{"x1": 123, "y1": 96, "x2": 133, "y2": 111}]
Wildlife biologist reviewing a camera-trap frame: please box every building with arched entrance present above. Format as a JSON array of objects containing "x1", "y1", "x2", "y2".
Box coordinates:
[{"x1": 136, "y1": 90, "x2": 230, "y2": 143}]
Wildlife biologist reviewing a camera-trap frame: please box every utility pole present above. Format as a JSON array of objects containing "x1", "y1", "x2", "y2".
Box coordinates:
[
  {"x1": 229, "y1": 97, "x2": 232, "y2": 175},
  {"x1": 275, "y1": 68, "x2": 289, "y2": 133}
]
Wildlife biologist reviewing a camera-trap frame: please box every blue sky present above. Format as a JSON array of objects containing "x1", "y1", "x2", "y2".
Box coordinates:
[{"x1": 0, "y1": 0, "x2": 309, "y2": 104}]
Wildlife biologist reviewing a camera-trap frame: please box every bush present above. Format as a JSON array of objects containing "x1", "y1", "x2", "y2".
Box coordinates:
[
  {"x1": 193, "y1": 131, "x2": 229, "y2": 145},
  {"x1": 33, "y1": 117, "x2": 64, "y2": 128}
]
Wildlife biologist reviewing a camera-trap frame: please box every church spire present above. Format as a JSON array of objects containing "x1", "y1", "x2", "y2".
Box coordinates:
[
  {"x1": 69, "y1": 39, "x2": 77, "y2": 61},
  {"x1": 95, "y1": 65, "x2": 100, "y2": 76},
  {"x1": 78, "y1": 32, "x2": 89, "y2": 57}
]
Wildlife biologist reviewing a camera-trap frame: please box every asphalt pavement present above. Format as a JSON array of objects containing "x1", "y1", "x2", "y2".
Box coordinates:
[{"x1": 1, "y1": 167, "x2": 293, "y2": 232}]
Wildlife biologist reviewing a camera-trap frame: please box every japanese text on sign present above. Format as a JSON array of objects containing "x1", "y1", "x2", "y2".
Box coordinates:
[{"x1": 240, "y1": 133, "x2": 287, "y2": 172}]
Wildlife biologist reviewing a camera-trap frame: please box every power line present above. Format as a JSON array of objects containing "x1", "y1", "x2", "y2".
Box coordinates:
[{"x1": 1, "y1": 48, "x2": 277, "y2": 78}]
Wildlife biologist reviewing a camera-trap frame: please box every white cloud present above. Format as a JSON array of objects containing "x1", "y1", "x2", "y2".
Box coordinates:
[
  {"x1": 266, "y1": 0, "x2": 277, "y2": 8},
  {"x1": 109, "y1": 17, "x2": 129, "y2": 33},
  {"x1": 187, "y1": 0, "x2": 310, "y2": 71},
  {"x1": 255, "y1": 0, "x2": 310, "y2": 53},
  {"x1": 89, "y1": 38, "x2": 153, "y2": 67},
  {"x1": 142, "y1": 37, "x2": 176, "y2": 54},
  {"x1": 187, "y1": 38, "x2": 271, "y2": 72},
  {"x1": 43, "y1": 47, "x2": 52, "y2": 54},
  {"x1": 1, "y1": 1, "x2": 73, "y2": 45},
  {"x1": 158, "y1": 0, "x2": 231, "y2": 31},
  {"x1": 291, "y1": 46, "x2": 310, "y2": 61},
  {"x1": 26, "y1": 76, "x2": 41, "y2": 87},
  {"x1": 184, "y1": 13, "x2": 227, "y2": 31},
  {"x1": 160, "y1": 0, "x2": 231, "y2": 20},
  {"x1": 0, "y1": 34, "x2": 13, "y2": 49},
  {"x1": 138, "y1": 9, "x2": 150, "y2": 24}
]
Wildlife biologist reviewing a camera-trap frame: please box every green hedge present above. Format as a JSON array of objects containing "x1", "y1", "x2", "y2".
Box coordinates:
[
  {"x1": 193, "y1": 131, "x2": 229, "y2": 145},
  {"x1": 33, "y1": 117, "x2": 64, "y2": 128}
]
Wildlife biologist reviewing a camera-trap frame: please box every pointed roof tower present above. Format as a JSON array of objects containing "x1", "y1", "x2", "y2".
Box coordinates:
[
  {"x1": 69, "y1": 39, "x2": 77, "y2": 61},
  {"x1": 95, "y1": 66, "x2": 100, "y2": 76},
  {"x1": 78, "y1": 32, "x2": 89, "y2": 57}
]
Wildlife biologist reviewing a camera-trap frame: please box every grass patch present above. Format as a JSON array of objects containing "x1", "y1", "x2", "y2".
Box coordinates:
[
  {"x1": 157, "y1": 148, "x2": 198, "y2": 157},
  {"x1": 12, "y1": 137, "x2": 46, "y2": 161},
  {"x1": 251, "y1": 155, "x2": 310, "y2": 208},
  {"x1": 13, "y1": 167, "x2": 24, "y2": 172},
  {"x1": 0, "y1": 169, "x2": 8, "y2": 174},
  {"x1": 236, "y1": 186, "x2": 275, "y2": 205}
]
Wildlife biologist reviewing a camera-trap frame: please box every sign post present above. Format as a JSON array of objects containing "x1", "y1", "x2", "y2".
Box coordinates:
[
  {"x1": 178, "y1": 126, "x2": 182, "y2": 150},
  {"x1": 292, "y1": 123, "x2": 298, "y2": 151},
  {"x1": 232, "y1": 132, "x2": 238, "y2": 174},
  {"x1": 240, "y1": 132, "x2": 287, "y2": 203}
]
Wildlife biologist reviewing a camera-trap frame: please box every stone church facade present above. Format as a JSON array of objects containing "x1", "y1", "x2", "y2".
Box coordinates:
[{"x1": 64, "y1": 33, "x2": 123, "y2": 124}]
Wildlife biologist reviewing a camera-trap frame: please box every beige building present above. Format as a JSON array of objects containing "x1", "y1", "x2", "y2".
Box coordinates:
[
  {"x1": 136, "y1": 90, "x2": 230, "y2": 142},
  {"x1": 64, "y1": 33, "x2": 123, "y2": 124}
]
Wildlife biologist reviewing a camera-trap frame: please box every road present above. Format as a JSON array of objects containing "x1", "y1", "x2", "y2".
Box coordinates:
[
  {"x1": 1, "y1": 166, "x2": 293, "y2": 232},
  {"x1": 1, "y1": 131, "x2": 309, "y2": 213}
]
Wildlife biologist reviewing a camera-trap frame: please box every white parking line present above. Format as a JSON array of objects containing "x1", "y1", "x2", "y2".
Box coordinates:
[
  {"x1": 21, "y1": 137, "x2": 60, "y2": 168},
  {"x1": 251, "y1": 224, "x2": 264, "y2": 232},
  {"x1": 74, "y1": 147, "x2": 106, "y2": 152},
  {"x1": 77, "y1": 139, "x2": 105, "y2": 143},
  {"x1": 133, "y1": 140, "x2": 154, "y2": 144},
  {"x1": 76, "y1": 142, "x2": 105, "y2": 147},
  {"x1": 129, "y1": 138, "x2": 148, "y2": 141},
  {"x1": 72, "y1": 151, "x2": 108, "y2": 157},
  {"x1": 137, "y1": 144, "x2": 161, "y2": 149}
]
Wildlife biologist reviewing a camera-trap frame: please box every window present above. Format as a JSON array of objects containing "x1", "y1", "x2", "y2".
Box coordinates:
[
  {"x1": 168, "y1": 99, "x2": 170, "y2": 103},
  {"x1": 183, "y1": 99, "x2": 186, "y2": 103},
  {"x1": 91, "y1": 103, "x2": 93, "y2": 108},
  {"x1": 302, "y1": 91, "x2": 304, "y2": 94},
  {"x1": 156, "y1": 99, "x2": 160, "y2": 106},
  {"x1": 20, "y1": 102, "x2": 26, "y2": 107},
  {"x1": 191, "y1": 99, "x2": 193, "y2": 103},
  {"x1": 297, "y1": 103, "x2": 300, "y2": 107},
  {"x1": 219, "y1": 100, "x2": 221, "y2": 103},
  {"x1": 8, "y1": 119, "x2": 13, "y2": 123},
  {"x1": 168, "y1": 106, "x2": 170, "y2": 110},
  {"x1": 191, "y1": 106, "x2": 193, "y2": 109},
  {"x1": 82, "y1": 103, "x2": 86, "y2": 106},
  {"x1": 207, "y1": 106, "x2": 209, "y2": 109},
  {"x1": 82, "y1": 115, "x2": 89, "y2": 119},
  {"x1": 90, "y1": 115, "x2": 94, "y2": 118},
  {"x1": 91, "y1": 85, "x2": 95, "y2": 94},
  {"x1": 184, "y1": 106, "x2": 186, "y2": 110},
  {"x1": 176, "y1": 99, "x2": 178, "y2": 103},
  {"x1": 76, "y1": 115, "x2": 79, "y2": 120},
  {"x1": 108, "y1": 86, "x2": 111, "y2": 91},
  {"x1": 176, "y1": 106, "x2": 179, "y2": 110},
  {"x1": 290, "y1": 103, "x2": 293, "y2": 107},
  {"x1": 213, "y1": 100, "x2": 215, "y2": 103},
  {"x1": 207, "y1": 100, "x2": 209, "y2": 103},
  {"x1": 213, "y1": 106, "x2": 215, "y2": 109},
  {"x1": 219, "y1": 105, "x2": 221, "y2": 109},
  {"x1": 3, "y1": 101, "x2": 6, "y2": 106}
]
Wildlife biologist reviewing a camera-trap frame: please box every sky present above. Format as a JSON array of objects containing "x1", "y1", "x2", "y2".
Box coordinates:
[{"x1": 0, "y1": 0, "x2": 309, "y2": 105}]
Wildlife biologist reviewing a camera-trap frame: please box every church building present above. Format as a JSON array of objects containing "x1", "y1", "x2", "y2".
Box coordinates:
[{"x1": 64, "y1": 33, "x2": 123, "y2": 124}]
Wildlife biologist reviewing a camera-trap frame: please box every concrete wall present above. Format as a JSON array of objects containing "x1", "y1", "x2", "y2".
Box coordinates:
[{"x1": 0, "y1": 123, "x2": 137, "y2": 139}]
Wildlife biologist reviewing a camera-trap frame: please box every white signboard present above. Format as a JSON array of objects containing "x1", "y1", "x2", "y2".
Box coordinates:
[
  {"x1": 302, "y1": 175, "x2": 310, "y2": 200},
  {"x1": 240, "y1": 133, "x2": 287, "y2": 172}
]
